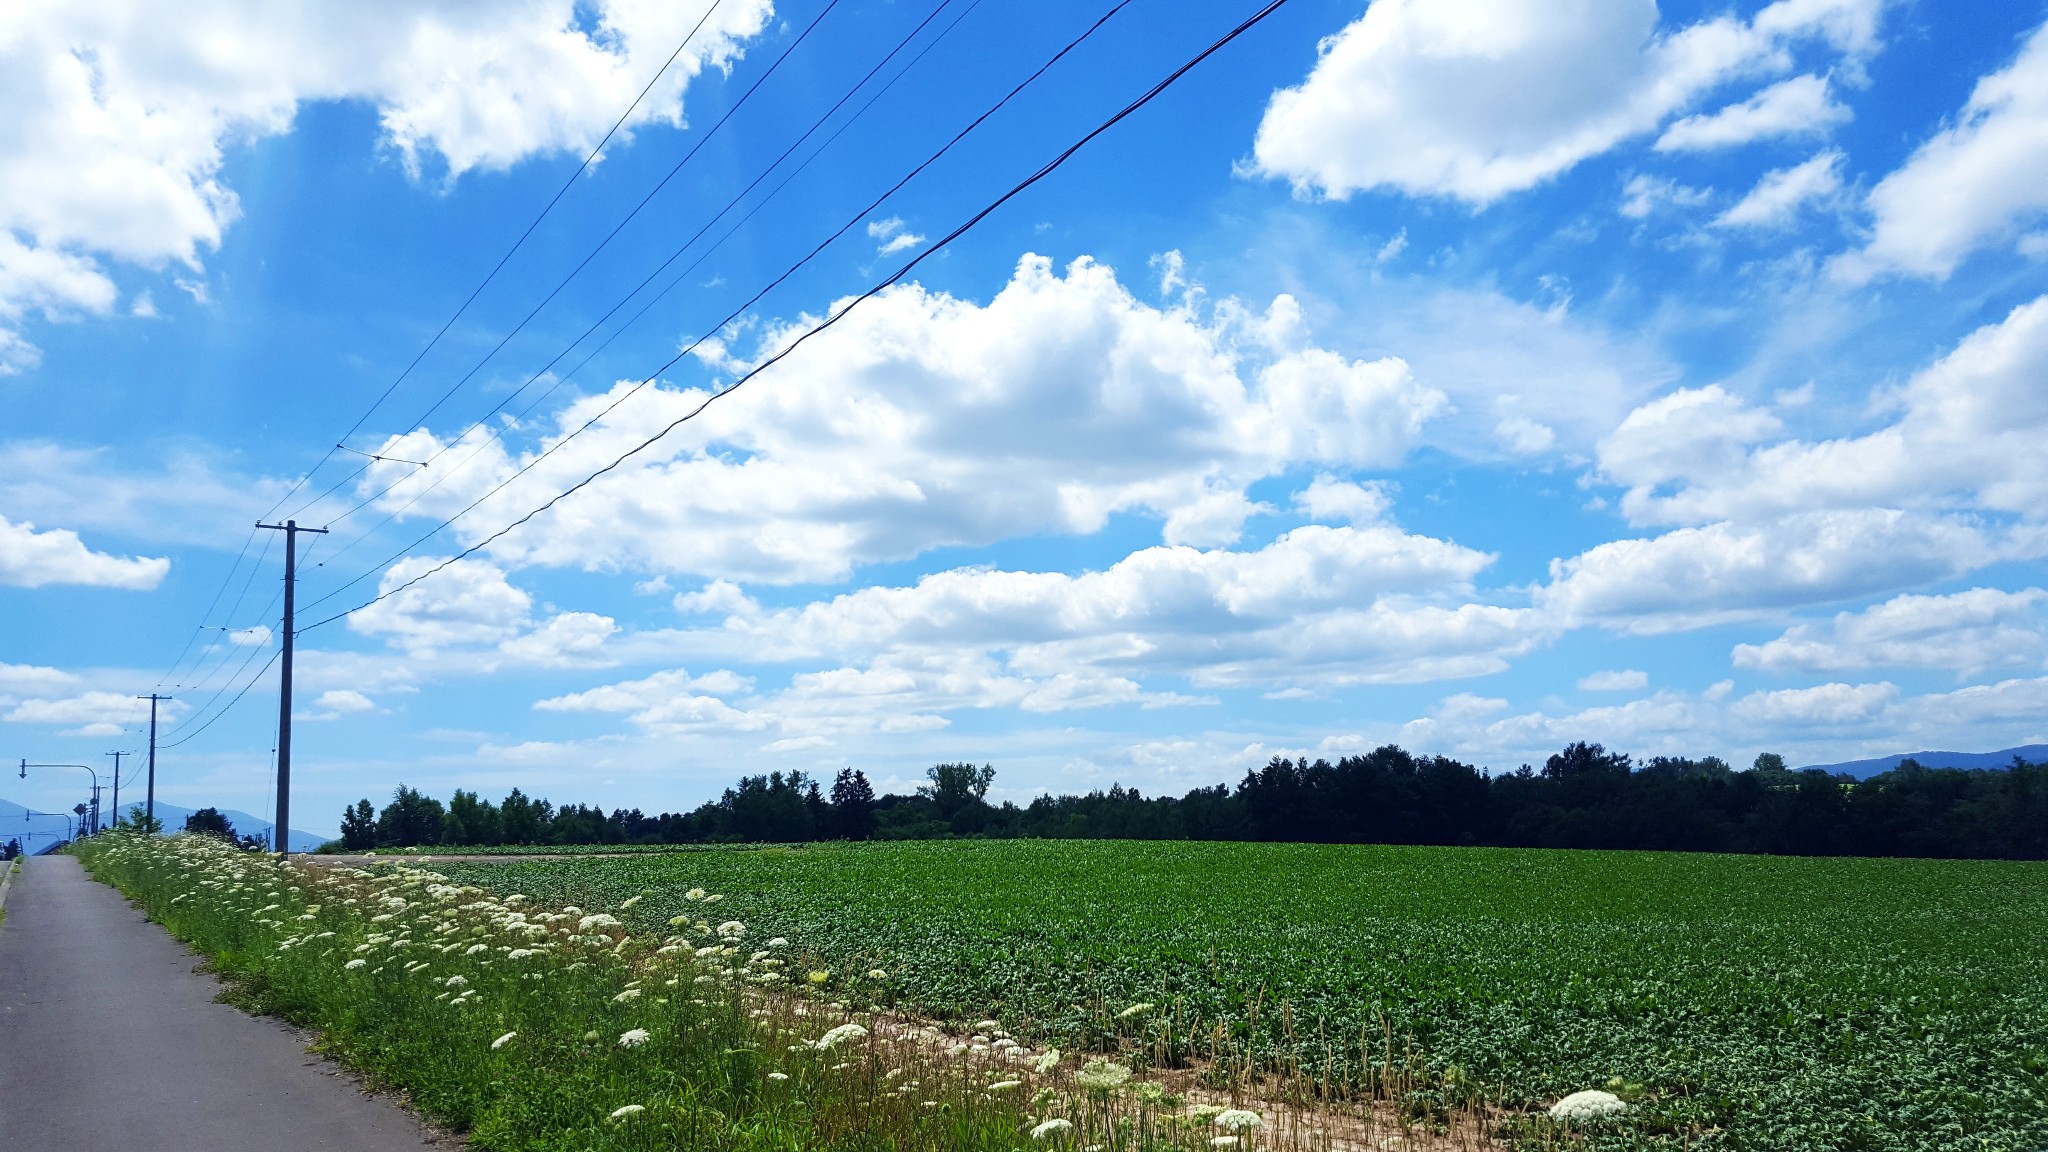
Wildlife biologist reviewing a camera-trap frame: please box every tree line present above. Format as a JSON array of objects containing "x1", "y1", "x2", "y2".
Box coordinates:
[{"x1": 328, "y1": 744, "x2": 2048, "y2": 859}]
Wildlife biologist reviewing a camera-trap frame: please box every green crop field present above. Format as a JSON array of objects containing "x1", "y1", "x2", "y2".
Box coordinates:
[{"x1": 434, "y1": 839, "x2": 2048, "y2": 1151}]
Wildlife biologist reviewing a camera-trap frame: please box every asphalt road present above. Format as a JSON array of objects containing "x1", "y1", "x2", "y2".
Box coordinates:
[{"x1": 0, "y1": 854, "x2": 445, "y2": 1151}]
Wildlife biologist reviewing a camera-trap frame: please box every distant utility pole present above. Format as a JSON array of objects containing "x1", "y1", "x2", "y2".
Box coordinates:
[
  {"x1": 106, "y1": 751, "x2": 124, "y2": 827},
  {"x1": 255, "y1": 520, "x2": 325, "y2": 855},
  {"x1": 137, "y1": 694, "x2": 169, "y2": 826}
]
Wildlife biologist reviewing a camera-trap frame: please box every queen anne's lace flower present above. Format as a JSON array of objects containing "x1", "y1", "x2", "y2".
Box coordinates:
[
  {"x1": 1032, "y1": 1118, "x2": 1074, "y2": 1141},
  {"x1": 608, "y1": 1104, "x2": 644, "y2": 1122},
  {"x1": 1214, "y1": 1109, "x2": 1263, "y2": 1132},
  {"x1": 815, "y1": 1023, "x2": 869, "y2": 1050},
  {"x1": 1549, "y1": 1090, "x2": 1627, "y2": 1122},
  {"x1": 491, "y1": 1031, "x2": 517, "y2": 1050},
  {"x1": 1074, "y1": 1059, "x2": 1131, "y2": 1092},
  {"x1": 343, "y1": 958, "x2": 367, "y2": 970},
  {"x1": 618, "y1": 1029, "x2": 650, "y2": 1048}
]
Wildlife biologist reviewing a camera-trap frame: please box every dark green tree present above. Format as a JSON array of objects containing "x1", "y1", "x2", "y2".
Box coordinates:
[
  {"x1": 498, "y1": 787, "x2": 550, "y2": 845},
  {"x1": 117, "y1": 805, "x2": 163, "y2": 835},
  {"x1": 375, "y1": 785, "x2": 444, "y2": 847},
  {"x1": 338, "y1": 799, "x2": 377, "y2": 850},
  {"x1": 829, "y1": 768, "x2": 877, "y2": 839},
  {"x1": 183, "y1": 807, "x2": 235, "y2": 841},
  {"x1": 443, "y1": 789, "x2": 501, "y2": 846}
]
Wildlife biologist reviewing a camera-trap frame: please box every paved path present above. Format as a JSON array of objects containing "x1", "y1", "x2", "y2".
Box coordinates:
[{"x1": 0, "y1": 855, "x2": 447, "y2": 1151}]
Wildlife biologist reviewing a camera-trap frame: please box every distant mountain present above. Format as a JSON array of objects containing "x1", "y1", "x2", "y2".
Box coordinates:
[
  {"x1": 0, "y1": 796, "x2": 332, "y2": 852},
  {"x1": 1802, "y1": 744, "x2": 2048, "y2": 780}
]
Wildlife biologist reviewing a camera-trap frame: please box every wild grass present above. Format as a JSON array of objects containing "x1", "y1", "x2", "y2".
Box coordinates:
[{"x1": 77, "y1": 833, "x2": 1517, "y2": 1151}]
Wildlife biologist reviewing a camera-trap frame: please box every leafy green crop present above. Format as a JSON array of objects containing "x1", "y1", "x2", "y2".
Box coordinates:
[{"x1": 440, "y1": 840, "x2": 2048, "y2": 1151}]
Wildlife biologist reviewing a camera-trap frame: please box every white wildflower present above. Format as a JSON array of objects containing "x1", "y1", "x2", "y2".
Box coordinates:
[
  {"x1": 444, "y1": 975, "x2": 467, "y2": 988},
  {"x1": 1215, "y1": 1109, "x2": 1263, "y2": 1132},
  {"x1": 613, "y1": 988, "x2": 642, "y2": 1003},
  {"x1": 608, "y1": 1104, "x2": 644, "y2": 1122},
  {"x1": 1032, "y1": 1118, "x2": 1074, "y2": 1141},
  {"x1": 578, "y1": 913, "x2": 621, "y2": 932},
  {"x1": 1118, "y1": 1002, "x2": 1155, "y2": 1019},
  {"x1": 1033, "y1": 1049, "x2": 1061, "y2": 1073},
  {"x1": 618, "y1": 895, "x2": 643, "y2": 911},
  {"x1": 618, "y1": 1028, "x2": 651, "y2": 1048},
  {"x1": 1074, "y1": 1060, "x2": 1131, "y2": 1092},
  {"x1": 491, "y1": 1031, "x2": 517, "y2": 1050},
  {"x1": 815, "y1": 1023, "x2": 869, "y2": 1050},
  {"x1": 988, "y1": 1079, "x2": 1022, "y2": 1091},
  {"x1": 716, "y1": 920, "x2": 745, "y2": 939},
  {"x1": 343, "y1": 959, "x2": 367, "y2": 970},
  {"x1": 767, "y1": 1071, "x2": 790, "y2": 1082},
  {"x1": 464, "y1": 943, "x2": 488, "y2": 955},
  {"x1": 684, "y1": 888, "x2": 707, "y2": 901},
  {"x1": 1549, "y1": 1090, "x2": 1628, "y2": 1122},
  {"x1": 1210, "y1": 1138, "x2": 1240, "y2": 1148},
  {"x1": 766, "y1": 937, "x2": 788, "y2": 947}
]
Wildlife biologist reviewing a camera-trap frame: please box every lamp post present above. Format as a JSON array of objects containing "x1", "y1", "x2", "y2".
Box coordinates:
[{"x1": 21, "y1": 761, "x2": 102, "y2": 835}]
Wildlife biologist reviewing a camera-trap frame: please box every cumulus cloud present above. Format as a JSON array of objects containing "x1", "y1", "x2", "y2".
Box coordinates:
[
  {"x1": 347, "y1": 556, "x2": 617, "y2": 666},
  {"x1": 1655, "y1": 73, "x2": 1848, "y2": 151},
  {"x1": 1598, "y1": 296, "x2": 2048, "y2": 527},
  {"x1": 1578, "y1": 668, "x2": 1649, "y2": 691},
  {"x1": 0, "y1": 0, "x2": 771, "y2": 362},
  {"x1": 1537, "y1": 509, "x2": 1994, "y2": 633},
  {"x1": 1396, "y1": 673, "x2": 2048, "y2": 770},
  {"x1": 0, "y1": 514, "x2": 168, "y2": 589},
  {"x1": 1250, "y1": 0, "x2": 1881, "y2": 205},
  {"x1": 866, "y1": 217, "x2": 923, "y2": 257},
  {"x1": 1836, "y1": 19, "x2": 2048, "y2": 280},
  {"x1": 299, "y1": 688, "x2": 377, "y2": 721},
  {"x1": 1733, "y1": 587, "x2": 2048, "y2": 674},
  {"x1": 3, "y1": 689, "x2": 158, "y2": 727},
  {"x1": 1714, "y1": 150, "x2": 1843, "y2": 228},
  {"x1": 361, "y1": 255, "x2": 1447, "y2": 582}
]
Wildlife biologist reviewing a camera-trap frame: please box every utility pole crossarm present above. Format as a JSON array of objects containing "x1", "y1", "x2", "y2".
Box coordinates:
[
  {"x1": 137, "y1": 694, "x2": 170, "y2": 826},
  {"x1": 256, "y1": 519, "x2": 327, "y2": 855}
]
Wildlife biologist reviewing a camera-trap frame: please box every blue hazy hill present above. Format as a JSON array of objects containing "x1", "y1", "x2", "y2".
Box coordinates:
[
  {"x1": 1802, "y1": 744, "x2": 2048, "y2": 780},
  {"x1": 0, "y1": 796, "x2": 331, "y2": 852}
]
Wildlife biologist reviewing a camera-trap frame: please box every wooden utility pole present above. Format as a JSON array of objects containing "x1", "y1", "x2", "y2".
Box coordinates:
[
  {"x1": 255, "y1": 520, "x2": 326, "y2": 854},
  {"x1": 137, "y1": 694, "x2": 169, "y2": 826}
]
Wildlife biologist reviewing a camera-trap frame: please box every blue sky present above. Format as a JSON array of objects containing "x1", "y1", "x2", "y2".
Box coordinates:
[{"x1": 4, "y1": 0, "x2": 2048, "y2": 835}]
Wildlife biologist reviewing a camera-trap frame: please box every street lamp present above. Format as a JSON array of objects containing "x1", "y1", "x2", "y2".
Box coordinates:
[{"x1": 21, "y1": 761, "x2": 103, "y2": 834}]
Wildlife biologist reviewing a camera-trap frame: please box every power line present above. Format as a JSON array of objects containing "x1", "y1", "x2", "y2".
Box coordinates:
[
  {"x1": 298, "y1": 0, "x2": 1137, "y2": 613},
  {"x1": 311, "y1": 0, "x2": 976, "y2": 550},
  {"x1": 280, "y1": 0, "x2": 842, "y2": 528},
  {"x1": 262, "y1": 0, "x2": 741, "y2": 523},
  {"x1": 160, "y1": 651, "x2": 280, "y2": 750},
  {"x1": 303, "y1": 0, "x2": 1295, "y2": 635},
  {"x1": 140, "y1": 2, "x2": 741, "y2": 710}
]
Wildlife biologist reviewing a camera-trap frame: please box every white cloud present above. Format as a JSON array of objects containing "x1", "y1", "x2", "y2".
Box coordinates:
[
  {"x1": 1537, "y1": 509, "x2": 1993, "y2": 632},
  {"x1": 1578, "y1": 668, "x2": 1648, "y2": 691},
  {"x1": 674, "y1": 579, "x2": 759, "y2": 616},
  {"x1": 866, "y1": 216, "x2": 923, "y2": 257},
  {"x1": 0, "y1": 662, "x2": 78, "y2": 695},
  {"x1": 687, "y1": 520, "x2": 1541, "y2": 691},
  {"x1": 1598, "y1": 297, "x2": 2048, "y2": 527},
  {"x1": 349, "y1": 557, "x2": 534, "y2": 652},
  {"x1": 298, "y1": 688, "x2": 377, "y2": 721},
  {"x1": 1836, "y1": 19, "x2": 2048, "y2": 280},
  {"x1": 4, "y1": 689, "x2": 157, "y2": 727},
  {"x1": 1250, "y1": 0, "x2": 1882, "y2": 205},
  {"x1": 227, "y1": 625, "x2": 272, "y2": 647},
  {"x1": 1714, "y1": 150, "x2": 1843, "y2": 228},
  {"x1": 1293, "y1": 475, "x2": 1392, "y2": 524},
  {"x1": 497, "y1": 611, "x2": 620, "y2": 668},
  {"x1": 365, "y1": 255, "x2": 1447, "y2": 583},
  {"x1": 1733, "y1": 587, "x2": 2048, "y2": 674},
  {"x1": 1655, "y1": 73, "x2": 1848, "y2": 151},
  {"x1": 0, "y1": 0, "x2": 772, "y2": 362},
  {"x1": 1728, "y1": 680, "x2": 1898, "y2": 726},
  {"x1": 346, "y1": 556, "x2": 618, "y2": 668},
  {"x1": 0, "y1": 514, "x2": 168, "y2": 589},
  {"x1": 1620, "y1": 173, "x2": 1711, "y2": 218}
]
